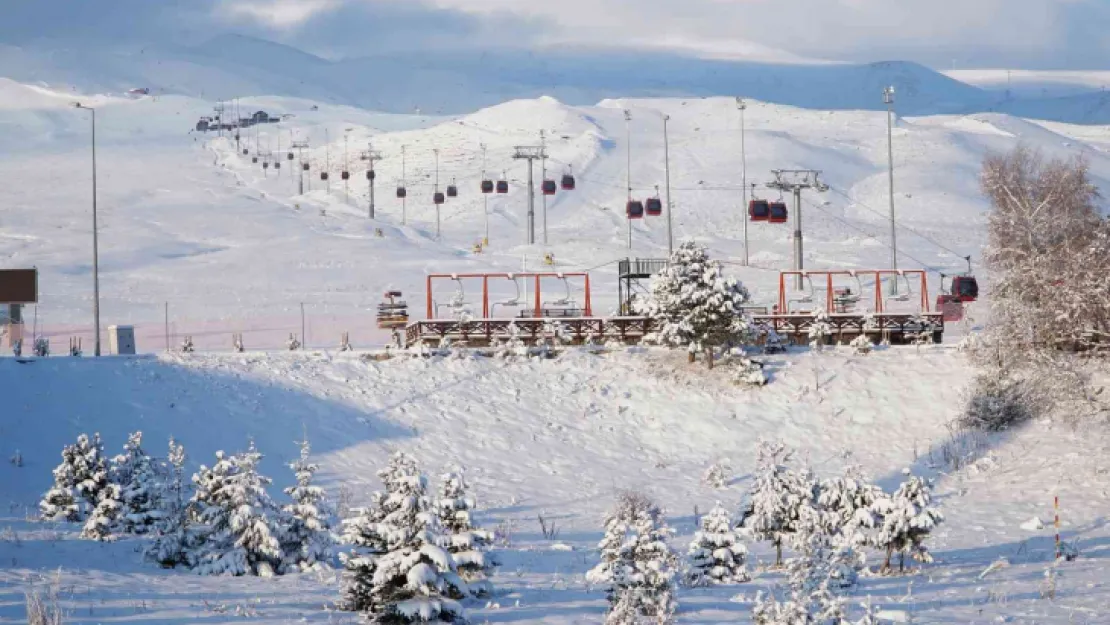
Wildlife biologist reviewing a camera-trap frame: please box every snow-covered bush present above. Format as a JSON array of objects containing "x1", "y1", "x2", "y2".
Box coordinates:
[
  {"x1": 762, "y1": 327, "x2": 787, "y2": 354},
  {"x1": 538, "y1": 320, "x2": 572, "y2": 357},
  {"x1": 742, "y1": 440, "x2": 817, "y2": 566},
  {"x1": 33, "y1": 337, "x2": 49, "y2": 357},
  {"x1": 732, "y1": 351, "x2": 768, "y2": 387},
  {"x1": 495, "y1": 323, "x2": 529, "y2": 359},
  {"x1": 189, "y1": 442, "x2": 287, "y2": 576},
  {"x1": 848, "y1": 334, "x2": 872, "y2": 355},
  {"x1": 869, "y1": 472, "x2": 944, "y2": 573},
  {"x1": 686, "y1": 502, "x2": 750, "y2": 586},
  {"x1": 637, "y1": 241, "x2": 754, "y2": 368},
  {"x1": 282, "y1": 438, "x2": 336, "y2": 572},
  {"x1": 436, "y1": 471, "x2": 495, "y2": 596},
  {"x1": 807, "y1": 312, "x2": 832, "y2": 351},
  {"x1": 287, "y1": 334, "x2": 301, "y2": 351},
  {"x1": 145, "y1": 437, "x2": 193, "y2": 568},
  {"x1": 959, "y1": 370, "x2": 1040, "y2": 432},
  {"x1": 41, "y1": 433, "x2": 113, "y2": 525},
  {"x1": 340, "y1": 454, "x2": 467, "y2": 622},
  {"x1": 702, "y1": 461, "x2": 730, "y2": 489},
  {"x1": 180, "y1": 336, "x2": 194, "y2": 353},
  {"x1": 587, "y1": 492, "x2": 679, "y2": 624}
]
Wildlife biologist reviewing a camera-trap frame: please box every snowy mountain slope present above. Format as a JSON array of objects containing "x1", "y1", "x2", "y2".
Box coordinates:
[
  {"x1": 2, "y1": 349, "x2": 1108, "y2": 623},
  {"x1": 5, "y1": 80, "x2": 1110, "y2": 350}
]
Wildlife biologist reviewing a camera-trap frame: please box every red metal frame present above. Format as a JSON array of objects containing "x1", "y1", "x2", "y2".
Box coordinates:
[
  {"x1": 425, "y1": 272, "x2": 593, "y2": 320},
  {"x1": 776, "y1": 270, "x2": 931, "y2": 315}
]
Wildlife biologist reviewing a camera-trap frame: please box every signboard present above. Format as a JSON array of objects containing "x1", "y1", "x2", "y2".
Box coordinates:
[{"x1": 0, "y1": 269, "x2": 37, "y2": 304}]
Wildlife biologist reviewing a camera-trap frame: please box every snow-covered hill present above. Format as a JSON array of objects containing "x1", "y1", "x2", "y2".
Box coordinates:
[{"x1": 2, "y1": 349, "x2": 1107, "y2": 623}]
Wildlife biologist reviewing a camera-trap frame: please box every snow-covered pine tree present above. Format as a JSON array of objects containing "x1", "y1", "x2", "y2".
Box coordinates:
[
  {"x1": 743, "y1": 440, "x2": 818, "y2": 566},
  {"x1": 81, "y1": 479, "x2": 123, "y2": 541},
  {"x1": 686, "y1": 502, "x2": 750, "y2": 586},
  {"x1": 436, "y1": 471, "x2": 494, "y2": 596},
  {"x1": 345, "y1": 456, "x2": 468, "y2": 623},
  {"x1": 870, "y1": 472, "x2": 944, "y2": 573},
  {"x1": 807, "y1": 312, "x2": 832, "y2": 351},
  {"x1": 72, "y1": 433, "x2": 111, "y2": 517},
  {"x1": 40, "y1": 441, "x2": 81, "y2": 522},
  {"x1": 146, "y1": 437, "x2": 194, "y2": 568},
  {"x1": 113, "y1": 431, "x2": 165, "y2": 535},
  {"x1": 190, "y1": 442, "x2": 287, "y2": 576},
  {"x1": 282, "y1": 437, "x2": 336, "y2": 572},
  {"x1": 637, "y1": 241, "x2": 753, "y2": 368},
  {"x1": 587, "y1": 492, "x2": 679, "y2": 624},
  {"x1": 816, "y1": 466, "x2": 886, "y2": 549}
]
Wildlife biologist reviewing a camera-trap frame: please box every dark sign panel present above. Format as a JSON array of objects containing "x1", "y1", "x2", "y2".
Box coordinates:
[{"x1": 0, "y1": 269, "x2": 37, "y2": 303}]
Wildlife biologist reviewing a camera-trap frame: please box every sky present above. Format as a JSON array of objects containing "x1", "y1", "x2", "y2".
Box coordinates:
[{"x1": 1, "y1": 0, "x2": 1108, "y2": 70}]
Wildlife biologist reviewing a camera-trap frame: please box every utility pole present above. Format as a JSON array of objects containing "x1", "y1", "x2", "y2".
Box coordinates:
[
  {"x1": 73, "y1": 103, "x2": 101, "y2": 357},
  {"x1": 512, "y1": 145, "x2": 547, "y2": 245},
  {"x1": 401, "y1": 145, "x2": 407, "y2": 225},
  {"x1": 766, "y1": 169, "x2": 829, "y2": 290},
  {"x1": 481, "y1": 143, "x2": 490, "y2": 245},
  {"x1": 292, "y1": 140, "x2": 309, "y2": 195},
  {"x1": 343, "y1": 131, "x2": 350, "y2": 204},
  {"x1": 884, "y1": 85, "x2": 898, "y2": 294},
  {"x1": 663, "y1": 114, "x2": 673, "y2": 256},
  {"x1": 324, "y1": 127, "x2": 331, "y2": 194},
  {"x1": 737, "y1": 97, "x2": 749, "y2": 266},
  {"x1": 540, "y1": 130, "x2": 549, "y2": 246},
  {"x1": 625, "y1": 109, "x2": 633, "y2": 250},
  {"x1": 364, "y1": 143, "x2": 382, "y2": 220}
]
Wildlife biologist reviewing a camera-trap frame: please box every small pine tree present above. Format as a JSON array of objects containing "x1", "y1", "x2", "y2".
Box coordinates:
[
  {"x1": 743, "y1": 440, "x2": 817, "y2": 566},
  {"x1": 344, "y1": 455, "x2": 468, "y2": 622},
  {"x1": 73, "y1": 433, "x2": 111, "y2": 516},
  {"x1": 113, "y1": 432, "x2": 164, "y2": 534},
  {"x1": 686, "y1": 502, "x2": 750, "y2": 586},
  {"x1": 146, "y1": 437, "x2": 193, "y2": 568},
  {"x1": 40, "y1": 442, "x2": 81, "y2": 522},
  {"x1": 807, "y1": 312, "x2": 832, "y2": 351},
  {"x1": 638, "y1": 241, "x2": 754, "y2": 368},
  {"x1": 587, "y1": 492, "x2": 679, "y2": 625},
  {"x1": 816, "y1": 466, "x2": 886, "y2": 549},
  {"x1": 870, "y1": 473, "x2": 944, "y2": 573},
  {"x1": 81, "y1": 481, "x2": 123, "y2": 541},
  {"x1": 436, "y1": 471, "x2": 495, "y2": 596},
  {"x1": 282, "y1": 438, "x2": 336, "y2": 572},
  {"x1": 338, "y1": 503, "x2": 383, "y2": 613},
  {"x1": 190, "y1": 442, "x2": 287, "y2": 576}
]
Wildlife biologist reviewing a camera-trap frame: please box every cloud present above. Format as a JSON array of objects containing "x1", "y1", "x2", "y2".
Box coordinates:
[{"x1": 0, "y1": 0, "x2": 1106, "y2": 69}]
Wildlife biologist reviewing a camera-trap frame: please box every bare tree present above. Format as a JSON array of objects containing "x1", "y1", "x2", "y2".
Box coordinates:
[{"x1": 978, "y1": 146, "x2": 1109, "y2": 421}]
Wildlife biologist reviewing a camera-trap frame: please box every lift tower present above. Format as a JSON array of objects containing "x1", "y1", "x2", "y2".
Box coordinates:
[{"x1": 766, "y1": 169, "x2": 829, "y2": 289}]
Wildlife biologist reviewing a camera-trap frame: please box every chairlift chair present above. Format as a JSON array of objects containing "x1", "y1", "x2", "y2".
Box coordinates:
[
  {"x1": 787, "y1": 275, "x2": 817, "y2": 313},
  {"x1": 490, "y1": 275, "x2": 522, "y2": 317}
]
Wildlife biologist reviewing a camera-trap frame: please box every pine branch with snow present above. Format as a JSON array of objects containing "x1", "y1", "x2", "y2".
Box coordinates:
[
  {"x1": 869, "y1": 472, "x2": 944, "y2": 574},
  {"x1": 686, "y1": 502, "x2": 750, "y2": 586},
  {"x1": 587, "y1": 492, "x2": 679, "y2": 624},
  {"x1": 637, "y1": 241, "x2": 754, "y2": 368},
  {"x1": 436, "y1": 471, "x2": 495, "y2": 597},
  {"x1": 40, "y1": 441, "x2": 82, "y2": 522},
  {"x1": 282, "y1": 437, "x2": 336, "y2": 572}
]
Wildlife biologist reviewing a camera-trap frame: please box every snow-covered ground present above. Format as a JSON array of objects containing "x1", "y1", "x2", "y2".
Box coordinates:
[{"x1": 1, "y1": 348, "x2": 1107, "y2": 623}]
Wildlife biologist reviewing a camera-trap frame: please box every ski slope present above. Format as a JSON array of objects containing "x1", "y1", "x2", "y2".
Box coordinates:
[{"x1": 3, "y1": 79, "x2": 1110, "y2": 351}]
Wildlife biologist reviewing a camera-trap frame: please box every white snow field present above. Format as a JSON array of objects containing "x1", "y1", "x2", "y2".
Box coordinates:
[
  {"x1": 2, "y1": 74, "x2": 1110, "y2": 624},
  {"x1": 1, "y1": 348, "x2": 1108, "y2": 624}
]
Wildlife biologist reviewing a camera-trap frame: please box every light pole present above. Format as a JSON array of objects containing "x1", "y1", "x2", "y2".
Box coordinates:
[
  {"x1": 74, "y1": 102, "x2": 101, "y2": 357},
  {"x1": 625, "y1": 109, "x2": 632, "y2": 250},
  {"x1": 481, "y1": 143, "x2": 490, "y2": 246},
  {"x1": 434, "y1": 148, "x2": 441, "y2": 241},
  {"x1": 663, "y1": 114, "x2": 673, "y2": 256},
  {"x1": 884, "y1": 85, "x2": 898, "y2": 293},
  {"x1": 737, "y1": 97, "x2": 749, "y2": 266},
  {"x1": 540, "y1": 130, "x2": 548, "y2": 247}
]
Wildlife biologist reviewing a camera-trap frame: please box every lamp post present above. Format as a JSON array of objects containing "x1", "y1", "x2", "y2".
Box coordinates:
[
  {"x1": 625, "y1": 109, "x2": 632, "y2": 250},
  {"x1": 73, "y1": 102, "x2": 101, "y2": 357},
  {"x1": 883, "y1": 85, "x2": 898, "y2": 294},
  {"x1": 663, "y1": 114, "x2": 673, "y2": 256},
  {"x1": 737, "y1": 97, "x2": 749, "y2": 266}
]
